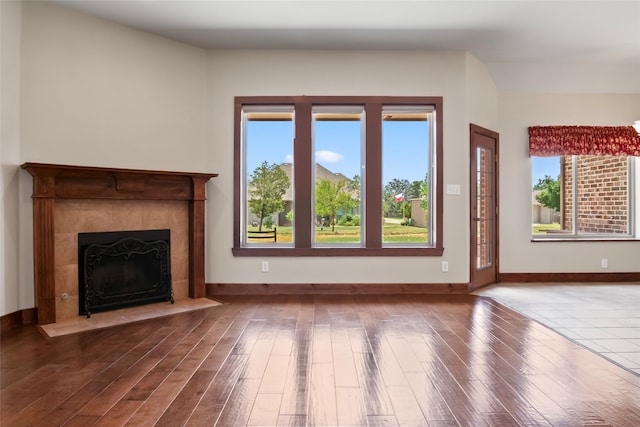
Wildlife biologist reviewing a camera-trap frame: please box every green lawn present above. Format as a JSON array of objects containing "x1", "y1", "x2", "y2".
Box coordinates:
[
  {"x1": 250, "y1": 222, "x2": 562, "y2": 240},
  {"x1": 532, "y1": 223, "x2": 561, "y2": 234},
  {"x1": 248, "y1": 223, "x2": 428, "y2": 243}
]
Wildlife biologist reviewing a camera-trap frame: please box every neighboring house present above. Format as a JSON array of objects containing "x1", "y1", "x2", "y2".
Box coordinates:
[
  {"x1": 410, "y1": 199, "x2": 428, "y2": 228},
  {"x1": 532, "y1": 190, "x2": 559, "y2": 225},
  {"x1": 253, "y1": 163, "x2": 352, "y2": 226}
]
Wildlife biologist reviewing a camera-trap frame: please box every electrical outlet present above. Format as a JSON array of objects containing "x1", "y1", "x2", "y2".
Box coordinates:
[
  {"x1": 601, "y1": 258, "x2": 608, "y2": 268},
  {"x1": 261, "y1": 261, "x2": 269, "y2": 273},
  {"x1": 442, "y1": 261, "x2": 449, "y2": 272}
]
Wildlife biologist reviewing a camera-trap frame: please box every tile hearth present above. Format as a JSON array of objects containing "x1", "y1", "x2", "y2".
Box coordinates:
[{"x1": 37, "y1": 298, "x2": 222, "y2": 338}]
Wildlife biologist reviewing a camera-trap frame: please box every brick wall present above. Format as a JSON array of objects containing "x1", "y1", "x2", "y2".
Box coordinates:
[{"x1": 562, "y1": 156, "x2": 628, "y2": 234}]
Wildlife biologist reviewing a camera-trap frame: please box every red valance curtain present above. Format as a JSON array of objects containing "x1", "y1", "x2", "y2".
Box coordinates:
[{"x1": 528, "y1": 126, "x2": 640, "y2": 157}]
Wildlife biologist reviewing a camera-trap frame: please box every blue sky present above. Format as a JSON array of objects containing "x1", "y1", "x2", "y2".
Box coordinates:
[
  {"x1": 532, "y1": 156, "x2": 561, "y2": 184},
  {"x1": 247, "y1": 119, "x2": 556, "y2": 187},
  {"x1": 246, "y1": 119, "x2": 430, "y2": 185}
]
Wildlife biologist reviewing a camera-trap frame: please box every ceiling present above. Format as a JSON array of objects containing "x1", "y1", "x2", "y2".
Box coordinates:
[{"x1": 50, "y1": 0, "x2": 640, "y2": 64}]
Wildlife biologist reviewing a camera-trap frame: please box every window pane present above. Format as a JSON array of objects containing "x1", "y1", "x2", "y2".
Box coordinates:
[
  {"x1": 574, "y1": 155, "x2": 628, "y2": 235},
  {"x1": 382, "y1": 107, "x2": 431, "y2": 245},
  {"x1": 532, "y1": 155, "x2": 632, "y2": 237},
  {"x1": 531, "y1": 156, "x2": 562, "y2": 235},
  {"x1": 243, "y1": 108, "x2": 294, "y2": 245},
  {"x1": 312, "y1": 107, "x2": 363, "y2": 245},
  {"x1": 476, "y1": 147, "x2": 494, "y2": 268}
]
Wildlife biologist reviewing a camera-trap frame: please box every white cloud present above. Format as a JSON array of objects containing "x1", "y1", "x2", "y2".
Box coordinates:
[
  {"x1": 315, "y1": 150, "x2": 344, "y2": 163},
  {"x1": 284, "y1": 154, "x2": 293, "y2": 163}
]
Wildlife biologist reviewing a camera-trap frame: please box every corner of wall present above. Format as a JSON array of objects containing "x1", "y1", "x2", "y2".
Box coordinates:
[
  {"x1": 1, "y1": 0, "x2": 26, "y2": 316},
  {"x1": 464, "y1": 52, "x2": 499, "y2": 131}
]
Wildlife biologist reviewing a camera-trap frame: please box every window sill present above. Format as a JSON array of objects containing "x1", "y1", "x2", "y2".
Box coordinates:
[
  {"x1": 531, "y1": 237, "x2": 639, "y2": 242},
  {"x1": 232, "y1": 247, "x2": 445, "y2": 257}
]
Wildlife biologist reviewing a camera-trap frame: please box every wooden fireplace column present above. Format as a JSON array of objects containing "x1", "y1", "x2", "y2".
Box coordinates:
[{"x1": 21, "y1": 163, "x2": 217, "y2": 325}]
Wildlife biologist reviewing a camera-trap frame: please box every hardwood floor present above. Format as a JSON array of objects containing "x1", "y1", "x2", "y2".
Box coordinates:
[{"x1": 2, "y1": 294, "x2": 639, "y2": 426}]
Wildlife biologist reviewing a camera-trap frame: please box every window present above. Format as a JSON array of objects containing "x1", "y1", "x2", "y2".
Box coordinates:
[
  {"x1": 531, "y1": 155, "x2": 637, "y2": 238},
  {"x1": 312, "y1": 106, "x2": 364, "y2": 245},
  {"x1": 241, "y1": 106, "x2": 294, "y2": 246},
  {"x1": 529, "y1": 125, "x2": 639, "y2": 240},
  {"x1": 382, "y1": 107, "x2": 432, "y2": 245},
  {"x1": 234, "y1": 96, "x2": 443, "y2": 256}
]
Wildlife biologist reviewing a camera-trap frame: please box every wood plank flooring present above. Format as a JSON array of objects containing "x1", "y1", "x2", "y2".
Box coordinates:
[{"x1": 2, "y1": 294, "x2": 639, "y2": 426}]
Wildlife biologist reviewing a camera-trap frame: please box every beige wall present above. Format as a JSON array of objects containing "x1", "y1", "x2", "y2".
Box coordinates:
[
  {"x1": 206, "y1": 49, "x2": 480, "y2": 284},
  {"x1": 465, "y1": 52, "x2": 499, "y2": 130},
  {"x1": 20, "y1": 1, "x2": 210, "y2": 172},
  {"x1": 1, "y1": 0, "x2": 23, "y2": 315},
  {"x1": 486, "y1": 62, "x2": 640, "y2": 94},
  {"x1": 499, "y1": 93, "x2": 640, "y2": 273}
]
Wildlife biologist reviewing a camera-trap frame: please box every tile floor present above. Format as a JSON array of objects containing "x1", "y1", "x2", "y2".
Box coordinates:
[
  {"x1": 475, "y1": 282, "x2": 640, "y2": 375},
  {"x1": 38, "y1": 297, "x2": 222, "y2": 338}
]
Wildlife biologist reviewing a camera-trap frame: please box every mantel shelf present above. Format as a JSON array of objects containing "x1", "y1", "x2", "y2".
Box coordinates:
[{"x1": 21, "y1": 162, "x2": 218, "y2": 201}]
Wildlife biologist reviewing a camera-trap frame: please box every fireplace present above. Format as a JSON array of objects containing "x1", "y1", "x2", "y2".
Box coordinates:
[
  {"x1": 21, "y1": 162, "x2": 217, "y2": 325},
  {"x1": 78, "y1": 229, "x2": 173, "y2": 317}
]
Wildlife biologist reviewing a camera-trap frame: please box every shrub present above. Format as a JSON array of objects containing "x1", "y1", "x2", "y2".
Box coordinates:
[
  {"x1": 338, "y1": 215, "x2": 353, "y2": 226},
  {"x1": 338, "y1": 215, "x2": 361, "y2": 226}
]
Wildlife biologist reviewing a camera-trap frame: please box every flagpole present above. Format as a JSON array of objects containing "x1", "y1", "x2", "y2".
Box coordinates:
[{"x1": 396, "y1": 189, "x2": 406, "y2": 223}]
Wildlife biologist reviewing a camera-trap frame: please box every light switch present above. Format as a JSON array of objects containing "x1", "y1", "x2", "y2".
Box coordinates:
[{"x1": 446, "y1": 184, "x2": 461, "y2": 195}]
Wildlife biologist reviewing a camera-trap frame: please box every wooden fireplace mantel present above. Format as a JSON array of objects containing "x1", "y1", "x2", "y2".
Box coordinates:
[{"x1": 21, "y1": 162, "x2": 218, "y2": 325}]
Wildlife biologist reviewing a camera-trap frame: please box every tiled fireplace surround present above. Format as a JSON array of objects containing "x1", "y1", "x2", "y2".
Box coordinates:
[
  {"x1": 22, "y1": 163, "x2": 217, "y2": 325},
  {"x1": 55, "y1": 199, "x2": 187, "y2": 321}
]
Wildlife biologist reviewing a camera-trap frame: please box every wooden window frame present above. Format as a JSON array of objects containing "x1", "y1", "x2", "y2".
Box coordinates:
[{"x1": 232, "y1": 96, "x2": 444, "y2": 257}]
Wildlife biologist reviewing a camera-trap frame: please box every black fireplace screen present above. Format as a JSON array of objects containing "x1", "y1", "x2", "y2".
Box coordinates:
[{"x1": 78, "y1": 229, "x2": 173, "y2": 317}]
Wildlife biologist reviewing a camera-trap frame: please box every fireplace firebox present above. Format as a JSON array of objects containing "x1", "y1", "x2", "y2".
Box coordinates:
[{"x1": 78, "y1": 229, "x2": 173, "y2": 317}]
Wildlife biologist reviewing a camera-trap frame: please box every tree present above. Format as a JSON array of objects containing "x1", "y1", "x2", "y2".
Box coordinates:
[
  {"x1": 315, "y1": 179, "x2": 355, "y2": 231},
  {"x1": 533, "y1": 174, "x2": 561, "y2": 211},
  {"x1": 419, "y1": 173, "x2": 429, "y2": 213},
  {"x1": 407, "y1": 180, "x2": 422, "y2": 200},
  {"x1": 346, "y1": 174, "x2": 361, "y2": 200},
  {"x1": 248, "y1": 161, "x2": 290, "y2": 231},
  {"x1": 344, "y1": 174, "x2": 361, "y2": 214}
]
